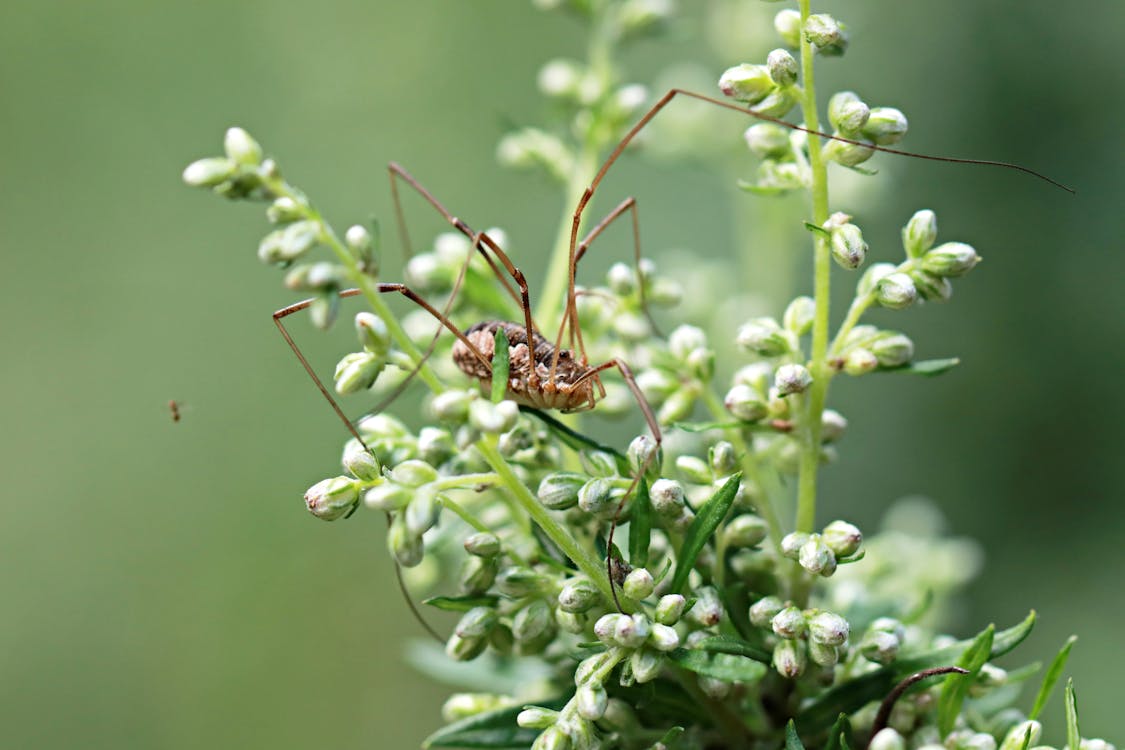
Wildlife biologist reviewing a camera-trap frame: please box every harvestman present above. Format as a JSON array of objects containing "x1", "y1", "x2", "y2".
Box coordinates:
[{"x1": 273, "y1": 88, "x2": 1069, "y2": 614}]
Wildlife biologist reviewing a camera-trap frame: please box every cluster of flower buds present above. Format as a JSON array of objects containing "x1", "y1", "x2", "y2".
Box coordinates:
[
  {"x1": 182, "y1": 127, "x2": 276, "y2": 201},
  {"x1": 822, "y1": 90, "x2": 907, "y2": 169},
  {"x1": 748, "y1": 596, "x2": 851, "y2": 678},
  {"x1": 718, "y1": 49, "x2": 800, "y2": 119},
  {"x1": 634, "y1": 324, "x2": 714, "y2": 423},
  {"x1": 780, "y1": 519, "x2": 864, "y2": 577},
  {"x1": 834, "y1": 324, "x2": 915, "y2": 375}
]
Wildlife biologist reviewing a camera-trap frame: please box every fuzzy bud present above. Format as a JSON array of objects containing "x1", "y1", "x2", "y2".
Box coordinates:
[
  {"x1": 687, "y1": 587, "x2": 723, "y2": 628},
  {"x1": 843, "y1": 348, "x2": 879, "y2": 376},
  {"x1": 774, "y1": 9, "x2": 802, "y2": 47},
  {"x1": 723, "y1": 514, "x2": 769, "y2": 548},
  {"x1": 575, "y1": 682, "x2": 607, "y2": 721},
  {"x1": 829, "y1": 222, "x2": 868, "y2": 270},
  {"x1": 902, "y1": 210, "x2": 938, "y2": 258},
  {"x1": 869, "y1": 729, "x2": 906, "y2": 750},
  {"x1": 363, "y1": 483, "x2": 411, "y2": 512},
  {"x1": 783, "y1": 296, "x2": 815, "y2": 336},
  {"x1": 744, "y1": 123, "x2": 791, "y2": 159},
  {"x1": 725, "y1": 384, "x2": 769, "y2": 422},
  {"x1": 558, "y1": 578, "x2": 600, "y2": 613},
  {"x1": 623, "y1": 568, "x2": 655, "y2": 600},
  {"x1": 654, "y1": 595, "x2": 686, "y2": 625},
  {"x1": 808, "y1": 611, "x2": 850, "y2": 646},
  {"x1": 922, "y1": 241, "x2": 981, "y2": 278},
  {"x1": 822, "y1": 520, "x2": 863, "y2": 557},
  {"x1": 774, "y1": 363, "x2": 812, "y2": 396},
  {"x1": 862, "y1": 107, "x2": 909, "y2": 146},
  {"x1": 650, "y1": 478, "x2": 686, "y2": 516},
  {"x1": 771, "y1": 606, "x2": 807, "y2": 639},
  {"x1": 304, "y1": 476, "x2": 359, "y2": 520},
  {"x1": 875, "y1": 273, "x2": 918, "y2": 310},
  {"x1": 718, "y1": 64, "x2": 774, "y2": 105},
  {"x1": 780, "y1": 532, "x2": 809, "y2": 559},
  {"x1": 820, "y1": 410, "x2": 848, "y2": 442},
  {"x1": 342, "y1": 443, "x2": 381, "y2": 482},
  {"x1": 804, "y1": 14, "x2": 840, "y2": 48},
  {"x1": 648, "y1": 623, "x2": 680, "y2": 652},
  {"x1": 257, "y1": 220, "x2": 320, "y2": 265},
  {"x1": 766, "y1": 49, "x2": 798, "y2": 87},
  {"x1": 773, "y1": 639, "x2": 806, "y2": 678},
  {"x1": 871, "y1": 332, "x2": 914, "y2": 367},
  {"x1": 737, "y1": 317, "x2": 792, "y2": 357},
  {"x1": 861, "y1": 629, "x2": 901, "y2": 665},
  {"x1": 749, "y1": 596, "x2": 783, "y2": 628},
  {"x1": 182, "y1": 157, "x2": 235, "y2": 188},
  {"x1": 537, "y1": 472, "x2": 585, "y2": 511},
  {"x1": 223, "y1": 127, "x2": 262, "y2": 165},
  {"x1": 512, "y1": 599, "x2": 555, "y2": 649},
  {"x1": 463, "y1": 532, "x2": 501, "y2": 558},
  {"x1": 517, "y1": 706, "x2": 560, "y2": 729},
  {"x1": 496, "y1": 566, "x2": 542, "y2": 598},
  {"x1": 799, "y1": 535, "x2": 838, "y2": 576},
  {"x1": 459, "y1": 555, "x2": 498, "y2": 595}
]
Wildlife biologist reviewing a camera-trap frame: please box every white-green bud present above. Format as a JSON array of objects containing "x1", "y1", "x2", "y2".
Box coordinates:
[
  {"x1": 723, "y1": 514, "x2": 769, "y2": 548},
  {"x1": 675, "y1": 455, "x2": 711, "y2": 484},
  {"x1": 469, "y1": 399, "x2": 519, "y2": 434},
  {"x1": 804, "y1": 14, "x2": 840, "y2": 48},
  {"x1": 578, "y1": 477, "x2": 624, "y2": 519},
  {"x1": 304, "y1": 476, "x2": 359, "y2": 520},
  {"x1": 774, "y1": 363, "x2": 812, "y2": 396},
  {"x1": 575, "y1": 682, "x2": 607, "y2": 721},
  {"x1": 822, "y1": 520, "x2": 862, "y2": 557},
  {"x1": 630, "y1": 647, "x2": 663, "y2": 683},
  {"x1": 1081, "y1": 741, "x2": 1117, "y2": 750},
  {"x1": 843, "y1": 347, "x2": 879, "y2": 376},
  {"x1": 862, "y1": 107, "x2": 909, "y2": 146},
  {"x1": 857, "y1": 262, "x2": 897, "y2": 297},
  {"x1": 267, "y1": 196, "x2": 306, "y2": 224},
  {"x1": 799, "y1": 535, "x2": 838, "y2": 576},
  {"x1": 623, "y1": 568, "x2": 655, "y2": 600},
  {"x1": 342, "y1": 443, "x2": 381, "y2": 481},
  {"x1": 558, "y1": 577, "x2": 600, "y2": 613},
  {"x1": 748, "y1": 86, "x2": 799, "y2": 118},
  {"x1": 780, "y1": 532, "x2": 809, "y2": 559},
  {"x1": 496, "y1": 566, "x2": 542, "y2": 598},
  {"x1": 388, "y1": 520, "x2": 424, "y2": 567},
  {"x1": 820, "y1": 410, "x2": 848, "y2": 442},
  {"x1": 773, "y1": 638, "x2": 806, "y2": 678},
  {"x1": 531, "y1": 726, "x2": 570, "y2": 750},
  {"x1": 766, "y1": 49, "x2": 798, "y2": 87},
  {"x1": 744, "y1": 123, "x2": 791, "y2": 159},
  {"x1": 687, "y1": 587, "x2": 723, "y2": 627},
  {"x1": 871, "y1": 332, "x2": 914, "y2": 367},
  {"x1": 431, "y1": 389, "x2": 475, "y2": 424},
  {"x1": 725, "y1": 384, "x2": 769, "y2": 422},
  {"x1": 257, "y1": 220, "x2": 320, "y2": 264},
  {"x1": 911, "y1": 269, "x2": 954, "y2": 302},
  {"x1": 496, "y1": 128, "x2": 573, "y2": 180},
  {"x1": 833, "y1": 101, "x2": 871, "y2": 136},
  {"x1": 999, "y1": 721, "x2": 1042, "y2": 750},
  {"x1": 647, "y1": 482, "x2": 684, "y2": 522},
  {"x1": 593, "y1": 613, "x2": 625, "y2": 644},
  {"x1": 946, "y1": 732, "x2": 997, "y2": 750},
  {"x1": 808, "y1": 611, "x2": 850, "y2": 645},
  {"x1": 709, "y1": 441, "x2": 738, "y2": 476},
  {"x1": 774, "y1": 9, "x2": 802, "y2": 47},
  {"x1": 922, "y1": 241, "x2": 981, "y2": 278},
  {"x1": 616, "y1": 613, "x2": 652, "y2": 649},
  {"x1": 684, "y1": 347, "x2": 715, "y2": 381},
  {"x1": 537, "y1": 58, "x2": 582, "y2": 99},
  {"x1": 512, "y1": 599, "x2": 555, "y2": 647},
  {"x1": 749, "y1": 596, "x2": 784, "y2": 628},
  {"x1": 443, "y1": 693, "x2": 512, "y2": 722},
  {"x1": 861, "y1": 629, "x2": 901, "y2": 665},
  {"x1": 808, "y1": 639, "x2": 840, "y2": 667},
  {"x1": 606, "y1": 261, "x2": 636, "y2": 296},
  {"x1": 308, "y1": 292, "x2": 339, "y2": 330},
  {"x1": 517, "y1": 706, "x2": 560, "y2": 729},
  {"x1": 628, "y1": 434, "x2": 661, "y2": 480},
  {"x1": 404, "y1": 488, "x2": 439, "y2": 537},
  {"x1": 654, "y1": 594, "x2": 686, "y2": 625},
  {"x1": 390, "y1": 459, "x2": 437, "y2": 488},
  {"x1": 648, "y1": 622, "x2": 680, "y2": 651},
  {"x1": 668, "y1": 325, "x2": 708, "y2": 361},
  {"x1": 352, "y1": 313, "x2": 390, "y2": 357},
  {"x1": 829, "y1": 222, "x2": 868, "y2": 270},
  {"x1": 538, "y1": 472, "x2": 585, "y2": 511},
  {"x1": 447, "y1": 607, "x2": 497, "y2": 660},
  {"x1": 875, "y1": 272, "x2": 918, "y2": 310},
  {"x1": 823, "y1": 137, "x2": 876, "y2": 167},
  {"x1": 555, "y1": 608, "x2": 585, "y2": 635},
  {"x1": 869, "y1": 728, "x2": 906, "y2": 750},
  {"x1": 737, "y1": 317, "x2": 792, "y2": 357},
  {"x1": 464, "y1": 532, "x2": 501, "y2": 558},
  {"x1": 902, "y1": 210, "x2": 938, "y2": 258},
  {"x1": 223, "y1": 127, "x2": 262, "y2": 165},
  {"x1": 658, "y1": 388, "x2": 696, "y2": 423},
  {"x1": 182, "y1": 157, "x2": 236, "y2": 188},
  {"x1": 459, "y1": 555, "x2": 498, "y2": 595},
  {"x1": 771, "y1": 605, "x2": 807, "y2": 639},
  {"x1": 364, "y1": 483, "x2": 411, "y2": 512},
  {"x1": 649, "y1": 277, "x2": 683, "y2": 307},
  {"x1": 357, "y1": 412, "x2": 409, "y2": 440},
  {"x1": 415, "y1": 427, "x2": 452, "y2": 466},
  {"x1": 718, "y1": 63, "x2": 774, "y2": 105},
  {"x1": 783, "y1": 295, "x2": 815, "y2": 336}
]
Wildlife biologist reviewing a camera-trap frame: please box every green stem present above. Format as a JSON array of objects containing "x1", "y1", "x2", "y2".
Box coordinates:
[
  {"x1": 475, "y1": 436, "x2": 636, "y2": 612},
  {"x1": 794, "y1": 0, "x2": 831, "y2": 542},
  {"x1": 829, "y1": 292, "x2": 876, "y2": 358}
]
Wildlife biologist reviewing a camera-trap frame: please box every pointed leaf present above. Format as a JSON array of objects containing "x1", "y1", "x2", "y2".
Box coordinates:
[
  {"x1": 669, "y1": 473, "x2": 741, "y2": 593},
  {"x1": 804, "y1": 221, "x2": 831, "y2": 237},
  {"x1": 1065, "y1": 679, "x2": 1081, "y2": 750},
  {"x1": 1029, "y1": 635, "x2": 1076, "y2": 720},
  {"x1": 669, "y1": 420, "x2": 744, "y2": 433},
  {"x1": 824, "y1": 714, "x2": 852, "y2": 750},
  {"x1": 879, "y1": 358, "x2": 960, "y2": 376},
  {"x1": 490, "y1": 327, "x2": 510, "y2": 404},
  {"x1": 737, "y1": 180, "x2": 794, "y2": 197},
  {"x1": 936, "y1": 624, "x2": 993, "y2": 735},
  {"x1": 423, "y1": 699, "x2": 567, "y2": 748},
  {"x1": 688, "y1": 635, "x2": 771, "y2": 664},
  {"x1": 424, "y1": 595, "x2": 500, "y2": 612},
  {"x1": 669, "y1": 648, "x2": 767, "y2": 683},
  {"x1": 629, "y1": 477, "x2": 652, "y2": 568},
  {"x1": 785, "y1": 720, "x2": 805, "y2": 750}
]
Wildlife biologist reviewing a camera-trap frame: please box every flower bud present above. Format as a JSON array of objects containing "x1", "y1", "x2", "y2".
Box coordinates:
[
  {"x1": 469, "y1": 399, "x2": 519, "y2": 434},
  {"x1": 871, "y1": 332, "x2": 914, "y2": 367},
  {"x1": 353, "y1": 312, "x2": 391, "y2": 356},
  {"x1": 843, "y1": 347, "x2": 879, "y2": 376},
  {"x1": 687, "y1": 587, "x2": 723, "y2": 627},
  {"x1": 257, "y1": 220, "x2": 320, "y2": 264},
  {"x1": 808, "y1": 639, "x2": 840, "y2": 667},
  {"x1": 517, "y1": 706, "x2": 560, "y2": 729},
  {"x1": 869, "y1": 729, "x2": 906, "y2": 750},
  {"x1": 304, "y1": 476, "x2": 359, "y2": 520},
  {"x1": 628, "y1": 434, "x2": 661, "y2": 480},
  {"x1": 804, "y1": 14, "x2": 840, "y2": 48},
  {"x1": 307, "y1": 292, "x2": 339, "y2": 330},
  {"x1": 829, "y1": 222, "x2": 868, "y2": 270},
  {"x1": 555, "y1": 609, "x2": 585, "y2": 635},
  {"x1": 862, "y1": 107, "x2": 908, "y2": 146},
  {"x1": 697, "y1": 676, "x2": 731, "y2": 700},
  {"x1": 404, "y1": 489, "x2": 439, "y2": 537},
  {"x1": 223, "y1": 127, "x2": 262, "y2": 165},
  {"x1": 771, "y1": 606, "x2": 807, "y2": 639},
  {"x1": 675, "y1": 456, "x2": 711, "y2": 484},
  {"x1": 999, "y1": 721, "x2": 1041, "y2": 750},
  {"x1": 389, "y1": 459, "x2": 437, "y2": 488},
  {"x1": 773, "y1": 638, "x2": 806, "y2": 678},
  {"x1": 922, "y1": 241, "x2": 981, "y2": 278},
  {"x1": 799, "y1": 535, "x2": 838, "y2": 576},
  {"x1": 388, "y1": 517, "x2": 424, "y2": 567},
  {"x1": 875, "y1": 273, "x2": 918, "y2": 310},
  {"x1": 823, "y1": 137, "x2": 875, "y2": 167},
  {"x1": 284, "y1": 262, "x2": 341, "y2": 292},
  {"x1": 443, "y1": 693, "x2": 512, "y2": 722},
  {"x1": 774, "y1": 363, "x2": 812, "y2": 396},
  {"x1": 820, "y1": 410, "x2": 847, "y2": 442},
  {"x1": 537, "y1": 58, "x2": 582, "y2": 99},
  {"x1": 459, "y1": 555, "x2": 499, "y2": 595},
  {"x1": 531, "y1": 726, "x2": 570, "y2": 750},
  {"x1": 750, "y1": 87, "x2": 800, "y2": 118},
  {"x1": 861, "y1": 629, "x2": 901, "y2": 665},
  {"x1": 709, "y1": 442, "x2": 738, "y2": 476},
  {"x1": 780, "y1": 532, "x2": 809, "y2": 559},
  {"x1": 808, "y1": 611, "x2": 850, "y2": 646},
  {"x1": 668, "y1": 325, "x2": 707, "y2": 362},
  {"x1": 447, "y1": 607, "x2": 497, "y2": 661},
  {"x1": 464, "y1": 532, "x2": 501, "y2": 558},
  {"x1": 431, "y1": 390, "x2": 475, "y2": 423},
  {"x1": 631, "y1": 647, "x2": 663, "y2": 683},
  {"x1": 648, "y1": 623, "x2": 680, "y2": 652},
  {"x1": 744, "y1": 123, "x2": 791, "y2": 159},
  {"x1": 575, "y1": 682, "x2": 607, "y2": 721},
  {"x1": 496, "y1": 128, "x2": 573, "y2": 180},
  {"x1": 182, "y1": 157, "x2": 236, "y2": 188},
  {"x1": 342, "y1": 443, "x2": 381, "y2": 481},
  {"x1": 766, "y1": 49, "x2": 798, "y2": 87},
  {"x1": 723, "y1": 514, "x2": 769, "y2": 548},
  {"x1": 616, "y1": 613, "x2": 652, "y2": 649},
  {"x1": 496, "y1": 566, "x2": 542, "y2": 598},
  {"x1": 537, "y1": 472, "x2": 585, "y2": 511},
  {"x1": 512, "y1": 599, "x2": 555, "y2": 648},
  {"x1": 774, "y1": 9, "x2": 801, "y2": 47},
  {"x1": 718, "y1": 64, "x2": 774, "y2": 105},
  {"x1": 902, "y1": 209, "x2": 938, "y2": 258},
  {"x1": 857, "y1": 262, "x2": 897, "y2": 297},
  {"x1": 1081, "y1": 741, "x2": 1116, "y2": 750},
  {"x1": 364, "y1": 483, "x2": 411, "y2": 512},
  {"x1": 266, "y1": 196, "x2": 306, "y2": 224},
  {"x1": 911, "y1": 269, "x2": 954, "y2": 303},
  {"x1": 782, "y1": 295, "x2": 815, "y2": 336},
  {"x1": 578, "y1": 477, "x2": 623, "y2": 519},
  {"x1": 623, "y1": 568, "x2": 655, "y2": 600},
  {"x1": 657, "y1": 388, "x2": 696, "y2": 423},
  {"x1": 749, "y1": 596, "x2": 784, "y2": 628},
  {"x1": 737, "y1": 317, "x2": 791, "y2": 357},
  {"x1": 655, "y1": 594, "x2": 686, "y2": 625},
  {"x1": 831, "y1": 101, "x2": 871, "y2": 138},
  {"x1": 600, "y1": 699, "x2": 640, "y2": 734},
  {"x1": 594, "y1": 613, "x2": 626, "y2": 644},
  {"x1": 822, "y1": 520, "x2": 862, "y2": 557},
  {"x1": 725, "y1": 384, "x2": 769, "y2": 422}
]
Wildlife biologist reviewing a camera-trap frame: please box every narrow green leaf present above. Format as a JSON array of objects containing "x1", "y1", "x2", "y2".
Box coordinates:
[
  {"x1": 424, "y1": 594, "x2": 500, "y2": 612},
  {"x1": 879, "y1": 357, "x2": 960, "y2": 376},
  {"x1": 490, "y1": 326, "x2": 510, "y2": 404},
  {"x1": 423, "y1": 698, "x2": 566, "y2": 748},
  {"x1": 669, "y1": 420, "x2": 744, "y2": 433},
  {"x1": 657, "y1": 727, "x2": 685, "y2": 746},
  {"x1": 803, "y1": 221, "x2": 831, "y2": 237},
  {"x1": 841, "y1": 163, "x2": 879, "y2": 176},
  {"x1": 737, "y1": 180, "x2": 794, "y2": 197},
  {"x1": 785, "y1": 720, "x2": 805, "y2": 750},
  {"x1": 669, "y1": 648, "x2": 767, "y2": 683},
  {"x1": 628, "y1": 477, "x2": 651, "y2": 569},
  {"x1": 1065, "y1": 679, "x2": 1081, "y2": 750},
  {"x1": 1029, "y1": 635, "x2": 1077, "y2": 720},
  {"x1": 669, "y1": 473, "x2": 741, "y2": 594},
  {"x1": 824, "y1": 714, "x2": 852, "y2": 750},
  {"x1": 688, "y1": 635, "x2": 771, "y2": 664},
  {"x1": 1018, "y1": 725, "x2": 1034, "y2": 750},
  {"x1": 937, "y1": 624, "x2": 994, "y2": 735}
]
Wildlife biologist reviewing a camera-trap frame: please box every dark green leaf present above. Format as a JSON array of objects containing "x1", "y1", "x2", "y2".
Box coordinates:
[
  {"x1": 423, "y1": 698, "x2": 566, "y2": 749},
  {"x1": 490, "y1": 327, "x2": 510, "y2": 404},
  {"x1": 824, "y1": 714, "x2": 852, "y2": 750},
  {"x1": 1030, "y1": 635, "x2": 1076, "y2": 720},
  {"x1": 1065, "y1": 679, "x2": 1081, "y2": 750},
  {"x1": 785, "y1": 720, "x2": 805, "y2": 750},
  {"x1": 629, "y1": 477, "x2": 652, "y2": 569},
  {"x1": 1018, "y1": 724, "x2": 1035, "y2": 750},
  {"x1": 936, "y1": 624, "x2": 993, "y2": 735},
  {"x1": 424, "y1": 595, "x2": 500, "y2": 612},
  {"x1": 688, "y1": 635, "x2": 771, "y2": 664},
  {"x1": 799, "y1": 611, "x2": 1035, "y2": 733},
  {"x1": 657, "y1": 727, "x2": 685, "y2": 747},
  {"x1": 879, "y1": 357, "x2": 960, "y2": 376},
  {"x1": 669, "y1": 648, "x2": 767, "y2": 683},
  {"x1": 669, "y1": 473, "x2": 741, "y2": 594}
]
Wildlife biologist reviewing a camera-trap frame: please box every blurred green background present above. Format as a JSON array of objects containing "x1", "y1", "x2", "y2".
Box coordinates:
[{"x1": 1, "y1": 1, "x2": 1121, "y2": 747}]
